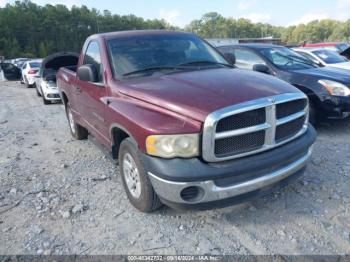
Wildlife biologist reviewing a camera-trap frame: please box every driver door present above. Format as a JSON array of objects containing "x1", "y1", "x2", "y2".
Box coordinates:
[{"x1": 76, "y1": 41, "x2": 109, "y2": 145}]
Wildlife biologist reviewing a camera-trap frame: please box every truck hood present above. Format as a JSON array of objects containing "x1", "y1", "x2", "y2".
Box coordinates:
[
  {"x1": 117, "y1": 68, "x2": 300, "y2": 122},
  {"x1": 291, "y1": 66, "x2": 350, "y2": 83}
]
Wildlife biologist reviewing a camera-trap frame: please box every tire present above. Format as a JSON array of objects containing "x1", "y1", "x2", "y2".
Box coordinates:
[
  {"x1": 309, "y1": 101, "x2": 317, "y2": 126},
  {"x1": 43, "y1": 96, "x2": 50, "y2": 105},
  {"x1": 24, "y1": 76, "x2": 32, "y2": 88},
  {"x1": 119, "y1": 138, "x2": 162, "y2": 212},
  {"x1": 65, "y1": 103, "x2": 88, "y2": 140},
  {"x1": 36, "y1": 87, "x2": 42, "y2": 97}
]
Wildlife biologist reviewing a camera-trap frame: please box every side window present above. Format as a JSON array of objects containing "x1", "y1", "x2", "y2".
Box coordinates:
[
  {"x1": 83, "y1": 41, "x2": 103, "y2": 82},
  {"x1": 232, "y1": 49, "x2": 266, "y2": 70}
]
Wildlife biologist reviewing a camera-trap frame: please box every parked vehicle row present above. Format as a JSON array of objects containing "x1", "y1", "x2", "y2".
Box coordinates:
[{"x1": 4, "y1": 32, "x2": 350, "y2": 213}]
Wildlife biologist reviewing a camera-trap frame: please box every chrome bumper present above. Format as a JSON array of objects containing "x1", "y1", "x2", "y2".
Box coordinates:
[{"x1": 148, "y1": 149, "x2": 312, "y2": 204}]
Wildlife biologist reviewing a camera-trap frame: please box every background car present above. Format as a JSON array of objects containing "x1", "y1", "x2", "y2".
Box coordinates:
[
  {"x1": 14, "y1": 58, "x2": 30, "y2": 69},
  {"x1": 302, "y1": 42, "x2": 350, "y2": 59},
  {"x1": 35, "y1": 52, "x2": 79, "y2": 104},
  {"x1": 21, "y1": 60, "x2": 42, "y2": 88},
  {"x1": 0, "y1": 62, "x2": 21, "y2": 81},
  {"x1": 217, "y1": 44, "x2": 350, "y2": 123},
  {"x1": 293, "y1": 48, "x2": 350, "y2": 70}
]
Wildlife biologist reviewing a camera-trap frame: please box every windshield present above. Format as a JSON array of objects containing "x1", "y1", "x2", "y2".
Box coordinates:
[
  {"x1": 312, "y1": 49, "x2": 348, "y2": 64},
  {"x1": 107, "y1": 33, "x2": 229, "y2": 78},
  {"x1": 29, "y1": 62, "x2": 41, "y2": 68},
  {"x1": 260, "y1": 47, "x2": 318, "y2": 70}
]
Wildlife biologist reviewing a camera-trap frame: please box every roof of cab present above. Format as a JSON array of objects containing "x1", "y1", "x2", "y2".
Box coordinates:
[{"x1": 89, "y1": 30, "x2": 194, "y2": 41}]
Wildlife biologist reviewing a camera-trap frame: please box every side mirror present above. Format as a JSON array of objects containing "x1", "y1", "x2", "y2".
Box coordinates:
[
  {"x1": 253, "y1": 64, "x2": 270, "y2": 74},
  {"x1": 77, "y1": 64, "x2": 98, "y2": 82},
  {"x1": 224, "y1": 53, "x2": 236, "y2": 65}
]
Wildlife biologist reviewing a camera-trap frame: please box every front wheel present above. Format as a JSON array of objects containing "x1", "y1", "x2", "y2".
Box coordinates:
[
  {"x1": 119, "y1": 138, "x2": 162, "y2": 213},
  {"x1": 43, "y1": 96, "x2": 51, "y2": 105},
  {"x1": 65, "y1": 103, "x2": 88, "y2": 140},
  {"x1": 309, "y1": 101, "x2": 317, "y2": 126},
  {"x1": 36, "y1": 86, "x2": 42, "y2": 97}
]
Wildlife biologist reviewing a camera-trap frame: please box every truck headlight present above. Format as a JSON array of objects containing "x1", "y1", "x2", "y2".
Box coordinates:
[
  {"x1": 146, "y1": 134, "x2": 199, "y2": 158},
  {"x1": 318, "y1": 80, "x2": 350, "y2": 96}
]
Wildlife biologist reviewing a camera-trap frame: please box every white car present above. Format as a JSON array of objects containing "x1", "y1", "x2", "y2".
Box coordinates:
[
  {"x1": 21, "y1": 60, "x2": 42, "y2": 88},
  {"x1": 35, "y1": 71, "x2": 61, "y2": 104},
  {"x1": 293, "y1": 48, "x2": 350, "y2": 70},
  {"x1": 35, "y1": 52, "x2": 79, "y2": 104}
]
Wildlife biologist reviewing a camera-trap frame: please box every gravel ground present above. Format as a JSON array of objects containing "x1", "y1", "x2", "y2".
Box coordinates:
[{"x1": 0, "y1": 80, "x2": 350, "y2": 255}]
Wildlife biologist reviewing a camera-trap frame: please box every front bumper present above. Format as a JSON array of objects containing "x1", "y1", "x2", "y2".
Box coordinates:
[
  {"x1": 43, "y1": 88, "x2": 61, "y2": 101},
  {"x1": 27, "y1": 76, "x2": 38, "y2": 85},
  {"x1": 321, "y1": 95, "x2": 350, "y2": 119},
  {"x1": 142, "y1": 125, "x2": 316, "y2": 209}
]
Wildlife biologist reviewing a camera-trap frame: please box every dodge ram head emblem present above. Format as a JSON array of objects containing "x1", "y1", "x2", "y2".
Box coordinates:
[{"x1": 268, "y1": 97, "x2": 276, "y2": 104}]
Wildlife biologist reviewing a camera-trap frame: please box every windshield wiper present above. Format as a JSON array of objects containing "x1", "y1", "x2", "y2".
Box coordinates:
[
  {"x1": 276, "y1": 53, "x2": 316, "y2": 67},
  {"x1": 288, "y1": 55, "x2": 317, "y2": 66},
  {"x1": 122, "y1": 66, "x2": 185, "y2": 77},
  {"x1": 178, "y1": 60, "x2": 233, "y2": 68}
]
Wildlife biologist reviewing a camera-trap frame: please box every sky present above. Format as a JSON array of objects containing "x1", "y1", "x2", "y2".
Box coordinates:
[{"x1": 1, "y1": 0, "x2": 350, "y2": 27}]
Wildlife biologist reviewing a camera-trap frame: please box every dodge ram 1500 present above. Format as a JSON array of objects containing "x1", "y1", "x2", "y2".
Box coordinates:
[{"x1": 57, "y1": 30, "x2": 316, "y2": 212}]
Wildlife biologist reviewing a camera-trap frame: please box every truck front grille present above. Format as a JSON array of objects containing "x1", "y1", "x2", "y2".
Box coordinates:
[
  {"x1": 275, "y1": 116, "x2": 306, "y2": 143},
  {"x1": 215, "y1": 131, "x2": 265, "y2": 157},
  {"x1": 202, "y1": 93, "x2": 308, "y2": 162},
  {"x1": 216, "y1": 108, "x2": 266, "y2": 132}
]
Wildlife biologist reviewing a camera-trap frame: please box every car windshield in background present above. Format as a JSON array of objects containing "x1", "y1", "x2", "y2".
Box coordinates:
[
  {"x1": 312, "y1": 49, "x2": 348, "y2": 64},
  {"x1": 29, "y1": 62, "x2": 41, "y2": 68},
  {"x1": 107, "y1": 34, "x2": 230, "y2": 78},
  {"x1": 260, "y1": 47, "x2": 317, "y2": 70},
  {"x1": 336, "y1": 43, "x2": 350, "y2": 52}
]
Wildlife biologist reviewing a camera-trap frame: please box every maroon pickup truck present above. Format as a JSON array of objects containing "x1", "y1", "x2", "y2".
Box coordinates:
[{"x1": 57, "y1": 30, "x2": 316, "y2": 212}]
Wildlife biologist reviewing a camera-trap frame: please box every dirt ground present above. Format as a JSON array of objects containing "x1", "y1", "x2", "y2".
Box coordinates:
[{"x1": 0, "y1": 80, "x2": 350, "y2": 255}]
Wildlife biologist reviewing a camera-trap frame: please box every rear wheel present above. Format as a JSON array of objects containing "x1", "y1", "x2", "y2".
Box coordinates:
[
  {"x1": 65, "y1": 103, "x2": 88, "y2": 140},
  {"x1": 24, "y1": 76, "x2": 32, "y2": 88},
  {"x1": 119, "y1": 138, "x2": 162, "y2": 212}
]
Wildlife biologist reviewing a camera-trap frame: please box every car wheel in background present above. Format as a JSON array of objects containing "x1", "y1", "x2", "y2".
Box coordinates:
[
  {"x1": 309, "y1": 101, "x2": 317, "y2": 126},
  {"x1": 36, "y1": 87, "x2": 42, "y2": 97},
  {"x1": 42, "y1": 96, "x2": 51, "y2": 105},
  {"x1": 65, "y1": 103, "x2": 88, "y2": 140},
  {"x1": 119, "y1": 138, "x2": 162, "y2": 213},
  {"x1": 24, "y1": 76, "x2": 32, "y2": 88}
]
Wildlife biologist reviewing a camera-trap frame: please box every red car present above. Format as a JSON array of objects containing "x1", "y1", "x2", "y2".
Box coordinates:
[
  {"x1": 302, "y1": 42, "x2": 350, "y2": 59},
  {"x1": 57, "y1": 30, "x2": 316, "y2": 212}
]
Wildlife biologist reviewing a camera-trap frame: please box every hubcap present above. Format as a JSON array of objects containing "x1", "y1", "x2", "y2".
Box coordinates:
[
  {"x1": 123, "y1": 153, "x2": 141, "y2": 199},
  {"x1": 67, "y1": 107, "x2": 76, "y2": 134}
]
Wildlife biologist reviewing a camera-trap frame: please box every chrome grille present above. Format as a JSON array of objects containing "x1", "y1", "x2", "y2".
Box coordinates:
[{"x1": 202, "y1": 93, "x2": 308, "y2": 162}]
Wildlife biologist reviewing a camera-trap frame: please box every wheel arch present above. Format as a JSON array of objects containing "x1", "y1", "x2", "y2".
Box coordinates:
[
  {"x1": 109, "y1": 123, "x2": 137, "y2": 159},
  {"x1": 292, "y1": 84, "x2": 322, "y2": 108},
  {"x1": 60, "y1": 91, "x2": 69, "y2": 107}
]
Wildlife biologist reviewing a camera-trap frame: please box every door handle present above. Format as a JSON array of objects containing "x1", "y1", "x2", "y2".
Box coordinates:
[{"x1": 76, "y1": 86, "x2": 82, "y2": 93}]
